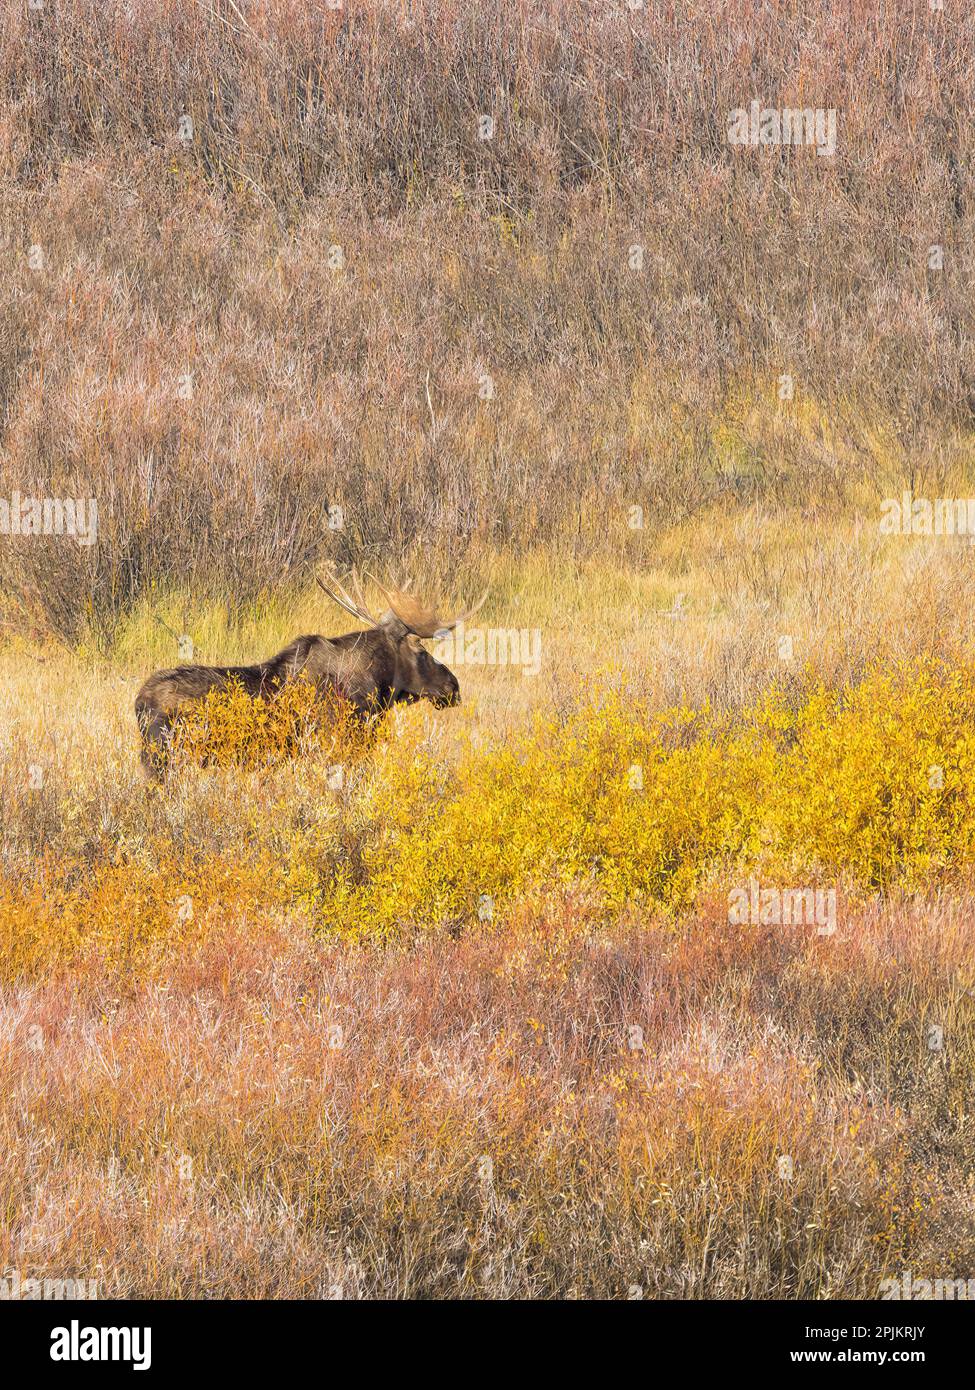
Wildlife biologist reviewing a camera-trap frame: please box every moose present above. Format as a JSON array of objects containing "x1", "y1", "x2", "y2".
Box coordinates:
[{"x1": 135, "y1": 570, "x2": 485, "y2": 777}]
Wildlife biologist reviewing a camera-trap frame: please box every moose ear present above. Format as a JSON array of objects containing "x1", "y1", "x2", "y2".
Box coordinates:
[{"x1": 405, "y1": 634, "x2": 425, "y2": 652}]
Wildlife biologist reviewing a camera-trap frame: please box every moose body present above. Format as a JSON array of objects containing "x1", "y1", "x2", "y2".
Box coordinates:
[{"x1": 135, "y1": 572, "x2": 479, "y2": 778}]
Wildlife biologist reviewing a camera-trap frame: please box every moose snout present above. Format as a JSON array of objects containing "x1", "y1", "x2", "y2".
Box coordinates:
[{"x1": 434, "y1": 675, "x2": 461, "y2": 708}]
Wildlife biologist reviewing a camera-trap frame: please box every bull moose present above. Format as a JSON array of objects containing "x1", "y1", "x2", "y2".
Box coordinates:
[{"x1": 135, "y1": 570, "x2": 485, "y2": 777}]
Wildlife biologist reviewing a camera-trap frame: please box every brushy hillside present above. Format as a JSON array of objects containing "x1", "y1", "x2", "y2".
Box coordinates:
[{"x1": 0, "y1": 0, "x2": 973, "y2": 639}]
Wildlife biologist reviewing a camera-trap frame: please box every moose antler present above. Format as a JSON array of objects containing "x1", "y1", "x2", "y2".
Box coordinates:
[
  {"x1": 366, "y1": 573, "x2": 488, "y2": 638},
  {"x1": 316, "y1": 566, "x2": 381, "y2": 628}
]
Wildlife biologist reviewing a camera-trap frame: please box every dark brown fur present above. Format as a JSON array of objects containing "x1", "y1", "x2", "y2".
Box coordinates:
[{"x1": 135, "y1": 624, "x2": 459, "y2": 778}]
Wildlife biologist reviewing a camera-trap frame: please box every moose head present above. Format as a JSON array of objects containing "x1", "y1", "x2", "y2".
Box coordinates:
[{"x1": 315, "y1": 568, "x2": 486, "y2": 710}]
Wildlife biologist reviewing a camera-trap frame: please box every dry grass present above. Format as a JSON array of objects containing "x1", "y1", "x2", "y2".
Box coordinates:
[{"x1": 2, "y1": 891, "x2": 973, "y2": 1298}]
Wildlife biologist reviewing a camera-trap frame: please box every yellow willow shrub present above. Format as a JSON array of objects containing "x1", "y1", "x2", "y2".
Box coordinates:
[
  {"x1": 6, "y1": 658, "x2": 975, "y2": 966},
  {"x1": 317, "y1": 698, "x2": 776, "y2": 935},
  {"x1": 312, "y1": 661, "x2": 975, "y2": 937},
  {"x1": 170, "y1": 676, "x2": 371, "y2": 770},
  {"x1": 764, "y1": 660, "x2": 975, "y2": 889},
  {"x1": 0, "y1": 851, "x2": 279, "y2": 979}
]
